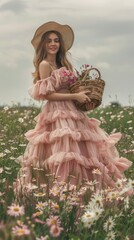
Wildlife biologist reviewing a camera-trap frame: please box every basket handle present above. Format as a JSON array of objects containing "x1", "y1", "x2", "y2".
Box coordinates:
[
  {"x1": 89, "y1": 68, "x2": 101, "y2": 79},
  {"x1": 82, "y1": 67, "x2": 101, "y2": 81}
]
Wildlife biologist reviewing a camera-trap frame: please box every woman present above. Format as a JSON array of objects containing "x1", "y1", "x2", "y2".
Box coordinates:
[{"x1": 14, "y1": 21, "x2": 132, "y2": 194}]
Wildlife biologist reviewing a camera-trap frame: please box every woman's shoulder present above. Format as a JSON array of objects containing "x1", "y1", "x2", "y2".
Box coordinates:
[
  {"x1": 39, "y1": 60, "x2": 51, "y2": 69},
  {"x1": 38, "y1": 60, "x2": 52, "y2": 80}
]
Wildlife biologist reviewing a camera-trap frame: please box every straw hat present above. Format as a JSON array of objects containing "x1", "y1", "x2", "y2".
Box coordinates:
[{"x1": 31, "y1": 21, "x2": 74, "y2": 51}]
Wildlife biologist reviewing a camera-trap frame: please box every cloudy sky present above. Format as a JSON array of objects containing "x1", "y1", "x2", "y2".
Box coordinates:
[{"x1": 0, "y1": 0, "x2": 134, "y2": 107}]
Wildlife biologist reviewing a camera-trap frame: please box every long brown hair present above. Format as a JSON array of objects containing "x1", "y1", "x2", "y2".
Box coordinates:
[{"x1": 32, "y1": 30, "x2": 73, "y2": 83}]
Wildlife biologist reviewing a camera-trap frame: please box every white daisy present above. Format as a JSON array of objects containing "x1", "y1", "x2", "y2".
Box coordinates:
[
  {"x1": 7, "y1": 203, "x2": 25, "y2": 217},
  {"x1": 81, "y1": 210, "x2": 96, "y2": 228},
  {"x1": 105, "y1": 230, "x2": 116, "y2": 240},
  {"x1": 103, "y1": 216, "x2": 115, "y2": 232}
]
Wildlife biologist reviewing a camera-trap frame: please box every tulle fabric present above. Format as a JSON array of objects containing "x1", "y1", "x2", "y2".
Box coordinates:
[{"x1": 14, "y1": 67, "x2": 132, "y2": 194}]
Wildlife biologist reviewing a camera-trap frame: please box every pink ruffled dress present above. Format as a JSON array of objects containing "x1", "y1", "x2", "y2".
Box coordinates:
[{"x1": 15, "y1": 67, "x2": 132, "y2": 192}]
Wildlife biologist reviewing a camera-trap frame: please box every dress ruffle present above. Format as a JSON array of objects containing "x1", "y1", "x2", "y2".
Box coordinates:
[
  {"x1": 28, "y1": 77, "x2": 56, "y2": 100},
  {"x1": 28, "y1": 67, "x2": 66, "y2": 101},
  {"x1": 34, "y1": 109, "x2": 85, "y2": 124},
  {"x1": 14, "y1": 67, "x2": 133, "y2": 194}
]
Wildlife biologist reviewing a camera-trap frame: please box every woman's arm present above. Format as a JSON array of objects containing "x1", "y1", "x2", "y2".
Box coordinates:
[
  {"x1": 39, "y1": 61, "x2": 91, "y2": 103},
  {"x1": 39, "y1": 60, "x2": 51, "y2": 79}
]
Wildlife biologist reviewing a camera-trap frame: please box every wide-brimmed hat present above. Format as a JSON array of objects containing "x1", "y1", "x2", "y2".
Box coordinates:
[{"x1": 31, "y1": 21, "x2": 74, "y2": 51}]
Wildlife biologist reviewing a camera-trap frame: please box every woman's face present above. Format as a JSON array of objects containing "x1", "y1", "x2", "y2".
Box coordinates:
[{"x1": 45, "y1": 32, "x2": 60, "y2": 56}]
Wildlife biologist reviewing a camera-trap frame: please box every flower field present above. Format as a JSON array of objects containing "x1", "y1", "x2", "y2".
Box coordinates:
[{"x1": 0, "y1": 104, "x2": 134, "y2": 240}]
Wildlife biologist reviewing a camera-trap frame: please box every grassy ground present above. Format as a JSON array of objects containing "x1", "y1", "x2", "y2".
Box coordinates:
[{"x1": 0, "y1": 104, "x2": 134, "y2": 239}]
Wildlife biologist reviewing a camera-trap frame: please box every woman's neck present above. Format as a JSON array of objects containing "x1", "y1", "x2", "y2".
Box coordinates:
[{"x1": 45, "y1": 56, "x2": 57, "y2": 67}]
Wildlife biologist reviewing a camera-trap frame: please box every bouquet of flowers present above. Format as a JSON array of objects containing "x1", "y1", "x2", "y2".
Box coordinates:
[{"x1": 67, "y1": 64, "x2": 105, "y2": 111}]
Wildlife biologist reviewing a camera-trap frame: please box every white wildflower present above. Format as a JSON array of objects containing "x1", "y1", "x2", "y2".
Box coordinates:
[
  {"x1": 115, "y1": 178, "x2": 124, "y2": 189},
  {"x1": 103, "y1": 216, "x2": 115, "y2": 232},
  {"x1": 34, "y1": 192, "x2": 46, "y2": 197},
  {"x1": 111, "y1": 128, "x2": 117, "y2": 133},
  {"x1": 36, "y1": 236, "x2": 49, "y2": 240},
  {"x1": 50, "y1": 186, "x2": 60, "y2": 196},
  {"x1": 4, "y1": 167, "x2": 11, "y2": 171},
  {"x1": 81, "y1": 210, "x2": 96, "y2": 228},
  {"x1": 92, "y1": 206, "x2": 104, "y2": 220},
  {"x1": 90, "y1": 192, "x2": 103, "y2": 208},
  {"x1": 36, "y1": 202, "x2": 48, "y2": 211},
  {"x1": 106, "y1": 190, "x2": 120, "y2": 201},
  {"x1": 86, "y1": 194, "x2": 104, "y2": 221},
  {"x1": 10, "y1": 157, "x2": 15, "y2": 160},
  {"x1": 92, "y1": 168, "x2": 102, "y2": 175},
  {"x1": 127, "y1": 120, "x2": 132, "y2": 124},
  {"x1": 0, "y1": 178, "x2": 6, "y2": 183},
  {"x1": 3, "y1": 106, "x2": 9, "y2": 111},
  {"x1": 26, "y1": 183, "x2": 38, "y2": 190},
  {"x1": 0, "y1": 153, "x2": 6, "y2": 158},
  {"x1": 125, "y1": 236, "x2": 130, "y2": 240},
  {"x1": 127, "y1": 178, "x2": 134, "y2": 189},
  {"x1": 4, "y1": 149, "x2": 11, "y2": 154},
  {"x1": 18, "y1": 118, "x2": 24, "y2": 123},
  {"x1": 124, "y1": 196, "x2": 129, "y2": 210},
  {"x1": 0, "y1": 168, "x2": 4, "y2": 174},
  {"x1": 105, "y1": 230, "x2": 116, "y2": 240},
  {"x1": 110, "y1": 115, "x2": 116, "y2": 119}
]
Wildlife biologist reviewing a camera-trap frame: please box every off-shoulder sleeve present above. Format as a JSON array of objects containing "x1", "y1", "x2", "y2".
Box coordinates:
[{"x1": 28, "y1": 76, "x2": 56, "y2": 101}]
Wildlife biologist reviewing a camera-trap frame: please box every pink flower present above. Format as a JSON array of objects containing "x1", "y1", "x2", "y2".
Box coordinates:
[
  {"x1": 32, "y1": 211, "x2": 43, "y2": 218},
  {"x1": 62, "y1": 70, "x2": 68, "y2": 76},
  {"x1": 74, "y1": 63, "x2": 92, "y2": 81},
  {"x1": 46, "y1": 215, "x2": 63, "y2": 237},
  {"x1": 68, "y1": 78, "x2": 76, "y2": 85},
  {"x1": 51, "y1": 202, "x2": 60, "y2": 213},
  {"x1": 12, "y1": 225, "x2": 30, "y2": 236},
  {"x1": 61, "y1": 68, "x2": 77, "y2": 85},
  {"x1": 50, "y1": 224, "x2": 63, "y2": 237},
  {"x1": 34, "y1": 218, "x2": 46, "y2": 224},
  {"x1": 46, "y1": 215, "x2": 61, "y2": 227},
  {"x1": 50, "y1": 186, "x2": 60, "y2": 196},
  {"x1": 7, "y1": 203, "x2": 25, "y2": 217}
]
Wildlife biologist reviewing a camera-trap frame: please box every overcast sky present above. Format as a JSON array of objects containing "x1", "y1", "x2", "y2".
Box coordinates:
[{"x1": 0, "y1": 0, "x2": 134, "y2": 107}]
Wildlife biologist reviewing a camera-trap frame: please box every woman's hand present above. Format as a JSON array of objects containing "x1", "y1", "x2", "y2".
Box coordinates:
[
  {"x1": 85, "y1": 101, "x2": 96, "y2": 110},
  {"x1": 74, "y1": 91, "x2": 91, "y2": 103},
  {"x1": 73, "y1": 90, "x2": 96, "y2": 110}
]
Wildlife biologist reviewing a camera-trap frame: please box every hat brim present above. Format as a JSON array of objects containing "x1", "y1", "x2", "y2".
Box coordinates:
[{"x1": 31, "y1": 21, "x2": 74, "y2": 51}]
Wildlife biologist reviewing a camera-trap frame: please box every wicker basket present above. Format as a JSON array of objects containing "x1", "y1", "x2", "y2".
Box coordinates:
[{"x1": 69, "y1": 68, "x2": 105, "y2": 111}]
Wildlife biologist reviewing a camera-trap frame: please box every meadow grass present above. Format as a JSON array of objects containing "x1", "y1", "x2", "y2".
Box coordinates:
[{"x1": 0, "y1": 104, "x2": 134, "y2": 240}]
